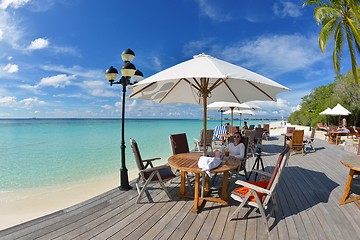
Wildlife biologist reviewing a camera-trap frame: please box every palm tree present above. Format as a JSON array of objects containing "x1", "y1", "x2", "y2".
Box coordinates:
[{"x1": 303, "y1": 0, "x2": 360, "y2": 83}]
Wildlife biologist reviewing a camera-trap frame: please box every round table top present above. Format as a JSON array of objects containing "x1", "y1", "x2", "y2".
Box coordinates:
[{"x1": 168, "y1": 152, "x2": 241, "y2": 174}]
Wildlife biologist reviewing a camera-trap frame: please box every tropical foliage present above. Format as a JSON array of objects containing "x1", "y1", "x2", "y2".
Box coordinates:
[
  {"x1": 287, "y1": 67, "x2": 360, "y2": 127},
  {"x1": 303, "y1": 0, "x2": 360, "y2": 83}
]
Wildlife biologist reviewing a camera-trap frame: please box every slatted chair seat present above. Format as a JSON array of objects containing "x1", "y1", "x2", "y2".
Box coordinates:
[
  {"x1": 130, "y1": 138, "x2": 176, "y2": 203},
  {"x1": 228, "y1": 146, "x2": 291, "y2": 233}
]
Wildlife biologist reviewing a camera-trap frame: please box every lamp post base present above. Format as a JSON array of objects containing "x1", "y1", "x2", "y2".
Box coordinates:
[{"x1": 120, "y1": 168, "x2": 132, "y2": 191}]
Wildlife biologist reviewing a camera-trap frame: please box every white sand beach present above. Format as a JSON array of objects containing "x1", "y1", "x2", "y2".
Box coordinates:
[{"x1": 0, "y1": 122, "x2": 325, "y2": 231}]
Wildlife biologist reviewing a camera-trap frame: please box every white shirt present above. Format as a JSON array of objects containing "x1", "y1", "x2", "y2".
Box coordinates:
[{"x1": 228, "y1": 142, "x2": 245, "y2": 159}]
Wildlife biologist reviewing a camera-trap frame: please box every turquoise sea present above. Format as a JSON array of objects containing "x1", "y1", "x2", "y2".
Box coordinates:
[{"x1": 0, "y1": 118, "x2": 269, "y2": 192}]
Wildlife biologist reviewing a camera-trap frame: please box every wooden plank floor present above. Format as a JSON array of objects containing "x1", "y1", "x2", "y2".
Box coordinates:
[{"x1": 1, "y1": 135, "x2": 360, "y2": 240}]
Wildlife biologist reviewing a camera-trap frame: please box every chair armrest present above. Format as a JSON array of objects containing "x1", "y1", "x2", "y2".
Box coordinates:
[
  {"x1": 142, "y1": 157, "x2": 161, "y2": 163},
  {"x1": 251, "y1": 169, "x2": 272, "y2": 178},
  {"x1": 139, "y1": 164, "x2": 169, "y2": 173},
  {"x1": 234, "y1": 180, "x2": 271, "y2": 194}
]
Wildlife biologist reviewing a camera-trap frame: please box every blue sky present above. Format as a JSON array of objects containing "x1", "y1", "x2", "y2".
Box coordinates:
[{"x1": 0, "y1": 0, "x2": 351, "y2": 119}]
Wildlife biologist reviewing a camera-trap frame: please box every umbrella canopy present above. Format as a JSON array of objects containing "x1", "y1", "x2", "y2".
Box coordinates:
[
  {"x1": 207, "y1": 101, "x2": 258, "y2": 125},
  {"x1": 129, "y1": 53, "x2": 290, "y2": 155},
  {"x1": 223, "y1": 109, "x2": 256, "y2": 127},
  {"x1": 328, "y1": 103, "x2": 351, "y2": 116},
  {"x1": 328, "y1": 104, "x2": 351, "y2": 126},
  {"x1": 319, "y1": 107, "x2": 332, "y2": 115}
]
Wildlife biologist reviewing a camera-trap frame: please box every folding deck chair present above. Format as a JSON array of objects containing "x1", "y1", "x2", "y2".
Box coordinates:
[{"x1": 228, "y1": 146, "x2": 291, "y2": 233}]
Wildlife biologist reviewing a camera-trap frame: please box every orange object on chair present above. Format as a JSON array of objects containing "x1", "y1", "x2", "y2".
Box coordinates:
[{"x1": 233, "y1": 180, "x2": 269, "y2": 202}]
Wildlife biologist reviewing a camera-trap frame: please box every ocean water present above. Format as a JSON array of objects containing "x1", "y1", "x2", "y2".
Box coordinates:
[{"x1": 0, "y1": 118, "x2": 268, "y2": 192}]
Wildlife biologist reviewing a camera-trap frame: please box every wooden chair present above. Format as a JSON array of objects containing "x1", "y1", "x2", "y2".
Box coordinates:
[
  {"x1": 254, "y1": 127, "x2": 263, "y2": 147},
  {"x1": 244, "y1": 130, "x2": 256, "y2": 157},
  {"x1": 236, "y1": 136, "x2": 249, "y2": 178},
  {"x1": 303, "y1": 128, "x2": 316, "y2": 152},
  {"x1": 130, "y1": 138, "x2": 176, "y2": 203},
  {"x1": 347, "y1": 126, "x2": 360, "y2": 139},
  {"x1": 228, "y1": 146, "x2": 291, "y2": 233},
  {"x1": 169, "y1": 133, "x2": 190, "y2": 154},
  {"x1": 194, "y1": 129, "x2": 214, "y2": 152},
  {"x1": 289, "y1": 130, "x2": 305, "y2": 155}
]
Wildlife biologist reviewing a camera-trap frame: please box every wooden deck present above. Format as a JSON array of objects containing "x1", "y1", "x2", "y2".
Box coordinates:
[{"x1": 1, "y1": 135, "x2": 360, "y2": 240}]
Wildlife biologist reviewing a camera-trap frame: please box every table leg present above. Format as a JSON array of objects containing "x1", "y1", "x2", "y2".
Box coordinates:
[
  {"x1": 283, "y1": 135, "x2": 286, "y2": 149},
  {"x1": 192, "y1": 173, "x2": 200, "y2": 212},
  {"x1": 339, "y1": 169, "x2": 355, "y2": 205},
  {"x1": 221, "y1": 171, "x2": 229, "y2": 201},
  {"x1": 179, "y1": 170, "x2": 186, "y2": 196}
]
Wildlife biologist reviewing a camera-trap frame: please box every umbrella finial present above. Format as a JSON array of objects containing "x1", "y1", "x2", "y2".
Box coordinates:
[{"x1": 193, "y1": 53, "x2": 212, "y2": 59}]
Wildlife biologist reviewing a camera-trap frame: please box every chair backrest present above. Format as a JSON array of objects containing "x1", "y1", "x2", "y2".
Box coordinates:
[
  {"x1": 244, "y1": 130, "x2": 255, "y2": 146},
  {"x1": 291, "y1": 130, "x2": 304, "y2": 146},
  {"x1": 214, "y1": 125, "x2": 227, "y2": 140},
  {"x1": 262, "y1": 146, "x2": 290, "y2": 204},
  {"x1": 169, "y1": 133, "x2": 190, "y2": 155},
  {"x1": 263, "y1": 124, "x2": 270, "y2": 131},
  {"x1": 130, "y1": 138, "x2": 145, "y2": 171},
  {"x1": 240, "y1": 136, "x2": 249, "y2": 158},
  {"x1": 254, "y1": 127, "x2": 263, "y2": 139},
  {"x1": 199, "y1": 129, "x2": 214, "y2": 147},
  {"x1": 286, "y1": 127, "x2": 295, "y2": 134},
  {"x1": 249, "y1": 124, "x2": 255, "y2": 130}
]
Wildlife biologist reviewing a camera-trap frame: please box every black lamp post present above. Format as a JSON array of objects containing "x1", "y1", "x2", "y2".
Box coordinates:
[{"x1": 105, "y1": 48, "x2": 143, "y2": 191}]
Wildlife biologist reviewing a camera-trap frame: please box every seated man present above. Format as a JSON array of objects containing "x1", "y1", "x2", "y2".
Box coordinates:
[{"x1": 241, "y1": 121, "x2": 249, "y2": 131}]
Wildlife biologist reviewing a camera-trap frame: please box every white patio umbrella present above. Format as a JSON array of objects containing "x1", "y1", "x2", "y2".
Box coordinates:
[
  {"x1": 319, "y1": 107, "x2": 332, "y2": 115},
  {"x1": 328, "y1": 103, "x2": 351, "y2": 126},
  {"x1": 223, "y1": 109, "x2": 255, "y2": 127},
  {"x1": 207, "y1": 101, "x2": 258, "y2": 125},
  {"x1": 128, "y1": 53, "x2": 290, "y2": 155}
]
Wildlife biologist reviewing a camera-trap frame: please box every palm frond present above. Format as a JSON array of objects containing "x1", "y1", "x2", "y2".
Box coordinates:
[
  {"x1": 319, "y1": 18, "x2": 338, "y2": 52},
  {"x1": 314, "y1": 6, "x2": 341, "y2": 24},
  {"x1": 333, "y1": 23, "x2": 344, "y2": 74},
  {"x1": 302, "y1": 0, "x2": 327, "y2": 7},
  {"x1": 345, "y1": 25, "x2": 359, "y2": 83}
]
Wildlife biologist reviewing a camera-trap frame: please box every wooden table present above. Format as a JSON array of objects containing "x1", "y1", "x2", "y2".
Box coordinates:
[
  {"x1": 168, "y1": 152, "x2": 240, "y2": 213},
  {"x1": 328, "y1": 131, "x2": 349, "y2": 145},
  {"x1": 281, "y1": 133, "x2": 293, "y2": 149},
  {"x1": 339, "y1": 158, "x2": 360, "y2": 208}
]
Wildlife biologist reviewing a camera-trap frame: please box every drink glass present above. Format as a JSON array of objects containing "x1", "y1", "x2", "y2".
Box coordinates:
[{"x1": 224, "y1": 148, "x2": 230, "y2": 157}]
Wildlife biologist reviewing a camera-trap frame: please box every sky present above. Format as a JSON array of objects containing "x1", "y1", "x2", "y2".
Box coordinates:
[{"x1": 0, "y1": 0, "x2": 352, "y2": 119}]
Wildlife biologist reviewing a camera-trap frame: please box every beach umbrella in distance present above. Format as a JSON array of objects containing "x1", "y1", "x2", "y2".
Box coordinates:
[
  {"x1": 319, "y1": 107, "x2": 332, "y2": 125},
  {"x1": 328, "y1": 103, "x2": 351, "y2": 126},
  {"x1": 207, "y1": 101, "x2": 258, "y2": 125},
  {"x1": 319, "y1": 107, "x2": 332, "y2": 115},
  {"x1": 128, "y1": 53, "x2": 290, "y2": 156},
  {"x1": 223, "y1": 109, "x2": 255, "y2": 127}
]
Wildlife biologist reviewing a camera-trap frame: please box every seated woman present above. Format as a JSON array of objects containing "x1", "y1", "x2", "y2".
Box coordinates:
[{"x1": 227, "y1": 131, "x2": 245, "y2": 159}]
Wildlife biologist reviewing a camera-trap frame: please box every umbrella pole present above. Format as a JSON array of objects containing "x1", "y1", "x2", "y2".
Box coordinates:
[
  {"x1": 203, "y1": 95, "x2": 207, "y2": 156},
  {"x1": 230, "y1": 107, "x2": 234, "y2": 126},
  {"x1": 240, "y1": 113, "x2": 242, "y2": 127}
]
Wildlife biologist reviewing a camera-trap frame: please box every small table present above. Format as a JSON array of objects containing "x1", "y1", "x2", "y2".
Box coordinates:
[
  {"x1": 281, "y1": 133, "x2": 293, "y2": 149},
  {"x1": 328, "y1": 131, "x2": 349, "y2": 145},
  {"x1": 168, "y1": 152, "x2": 240, "y2": 213},
  {"x1": 218, "y1": 133, "x2": 231, "y2": 144},
  {"x1": 247, "y1": 147, "x2": 265, "y2": 180},
  {"x1": 339, "y1": 158, "x2": 360, "y2": 208}
]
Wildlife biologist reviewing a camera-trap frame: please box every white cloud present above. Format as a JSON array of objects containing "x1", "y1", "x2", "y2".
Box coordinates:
[
  {"x1": 27, "y1": 38, "x2": 49, "y2": 50},
  {"x1": 2, "y1": 63, "x2": 18, "y2": 73},
  {"x1": 195, "y1": 0, "x2": 232, "y2": 22},
  {"x1": 19, "y1": 97, "x2": 46, "y2": 109},
  {"x1": 0, "y1": 0, "x2": 30, "y2": 10},
  {"x1": 219, "y1": 34, "x2": 325, "y2": 75},
  {"x1": 0, "y1": 96, "x2": 16, "y2": 105},
  {"x1": 273, "y1": 1, "x2": 302, "y2": 18},
  {"x1": 37, "y1": 74, "x2": 76, "y2": 88}
]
